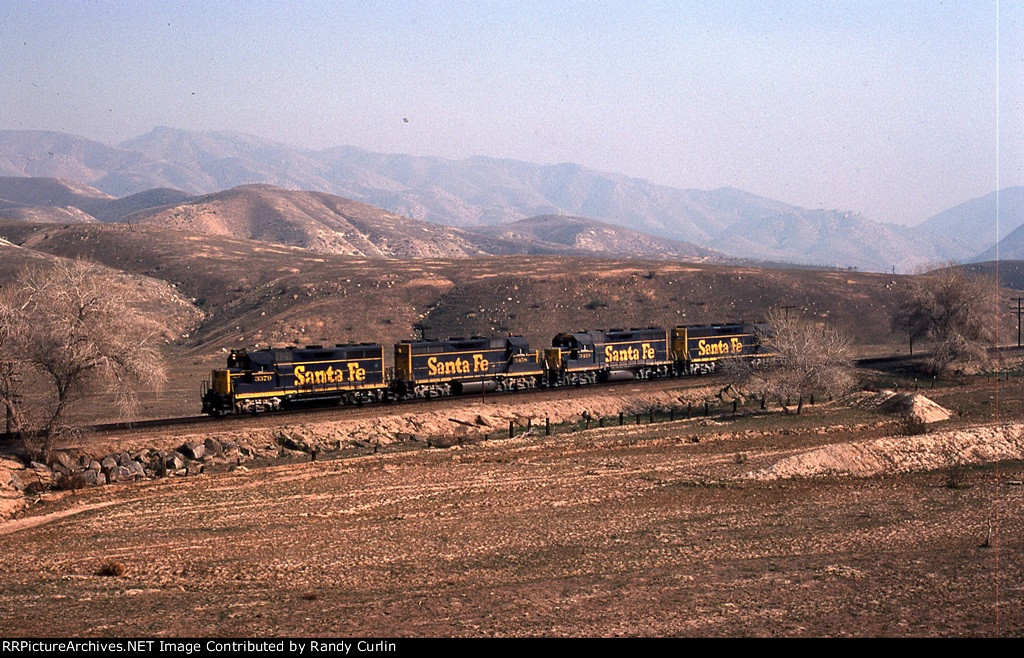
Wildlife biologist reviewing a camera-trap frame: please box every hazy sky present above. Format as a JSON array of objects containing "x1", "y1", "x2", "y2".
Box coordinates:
[{"x1": 1, "y1": 1, "x2": 1020, "y2": 225}]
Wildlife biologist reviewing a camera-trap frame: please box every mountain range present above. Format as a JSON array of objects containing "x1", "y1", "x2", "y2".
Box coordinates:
[{"x1": 1, "y1": 127, "x2": 1020, "y2": 271}]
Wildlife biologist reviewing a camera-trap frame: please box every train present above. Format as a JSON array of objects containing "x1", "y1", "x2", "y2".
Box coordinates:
[{"x1": 200, "y1": 322, "x2": 773, "y2": 416}]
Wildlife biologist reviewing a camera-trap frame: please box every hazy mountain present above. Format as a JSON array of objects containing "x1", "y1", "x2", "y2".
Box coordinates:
[
  {"x1": 963, "y1": 188, "x2": 1024, "y2": 262},
  {"x1": 975, "y1": 222, "x2": 1024, "y2": 262},
  {"x1": 0, "y1": 130, "x2": 140, "y2": 191},
  {"x1": 469, "y1": 214, "x2": 722, "y2": 260},
  {"x1": 709, "y1": 208, "x2": 945, "y2": 273},
  {"x1": 915, "y1": 187, "x2": 1024, "y2": 262},
  {"x1": 0, "y1": 127, "x2": 1011, "y2": 271}
]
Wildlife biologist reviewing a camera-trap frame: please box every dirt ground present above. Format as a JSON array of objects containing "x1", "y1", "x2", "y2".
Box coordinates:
[{"x1": 1, "y1": 378, "x2": 1021, "y2": 637}]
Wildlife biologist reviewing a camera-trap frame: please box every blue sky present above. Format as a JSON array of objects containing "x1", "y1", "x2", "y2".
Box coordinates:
[{"x1": 0, "y1": 1, "x2": 1019, "y2": 225}]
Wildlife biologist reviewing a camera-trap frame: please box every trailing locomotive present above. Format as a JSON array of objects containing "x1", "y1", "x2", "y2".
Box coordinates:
[
  {"x1": 202, "y1": 322, "x2": 772, "y2": 416},
  {"x1": 394, "y1": 335, "x2": 544, "y2": 399}
]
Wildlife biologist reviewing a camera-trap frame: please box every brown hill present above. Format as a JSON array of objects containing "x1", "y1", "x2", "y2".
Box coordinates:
[
  {"x1": 0, "y1": 218, "x2": 968, "y2": 356},
  {"x1": 124, "y1": 184, "x2": 515, "y2": 258},
  {"x1": 0, "y1": 204, "x2": 98, "y2": 223},
  {"x1": 468, "y1": 214, "x2": 722, "y2": 260},
  {"x1": 0, "y1": 176, "x2": 112, "y2": 217},
  {"x1": 0, "y1": 176, "x2": 197, "y2": 223},
  {"x1": 0, "y1": 233, "x2": 201, "y2": 342}
]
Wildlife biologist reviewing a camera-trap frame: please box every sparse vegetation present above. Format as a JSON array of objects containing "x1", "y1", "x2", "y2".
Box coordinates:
[
  {"x1": 892, "y1": 266, "x2": 999, "y2": 376},
  {"x1": 724, "y1": 309, "x2": 856, "y2": 413},
  {"x1": 944, "y1": 465, "x2": 970, "y2": 490},
  {"x1": 0, "y1": 260, "x2": 167, "y2": 459}
]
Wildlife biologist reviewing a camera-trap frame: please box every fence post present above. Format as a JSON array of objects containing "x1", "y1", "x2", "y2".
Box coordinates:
[
  {"x1": 545, "y1": 417, "x2": 550, "y2": 436},
  {"x1": 619, "y1": 412, "x2": 624, "y2": 426},
  {"x1": 687, "y1": 403, "x2": 691, "y2": 419},
  {"x1": 704, "y1": 401, "x2": 709, "y2": 416},
  {"x1": 649, "y1": 408, "x2": 654, "y2": 424},
  {"x1": 509, "y1": 420, "x2": 514, "y2": 438}
]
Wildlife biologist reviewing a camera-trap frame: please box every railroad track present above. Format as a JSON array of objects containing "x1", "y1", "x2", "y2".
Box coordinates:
[
  {"x1": 82, "y1": 345, "x2": 1024, "y2": 437},
  {"x1": 86, "y1": 374, "x2": 728, "y2": 437}
]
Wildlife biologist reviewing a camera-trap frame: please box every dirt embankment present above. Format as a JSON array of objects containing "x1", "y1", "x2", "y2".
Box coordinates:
[
  {"x1": 748, "y1": 423, "x2": 1024, "y2": 481},
  {"x1": 150, "y1": 387, "x2": 720, "y2": 456}
]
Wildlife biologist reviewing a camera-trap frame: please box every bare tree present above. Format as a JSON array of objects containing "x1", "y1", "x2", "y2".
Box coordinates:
[
  {"x1": 725, "y1": 309, "x2": 856, "y2": 413},
  {"x1": 0, "y1": 260, "x2": 167, "y2": 458},
  {"x1": 892, "y1": 266, "x2": 998, "y2": 375}
]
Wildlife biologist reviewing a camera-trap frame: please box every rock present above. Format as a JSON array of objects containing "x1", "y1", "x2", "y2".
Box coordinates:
[
  {"x1": 81, "y1": 469, "x2": 98, "y2": 485},
  {"x1": 88, "y1": 460, "x2": 101, "y2": 472},
  {"x1": 53, "y1": 452, "x2": 76, "y2": 470},
  {"x1": 203, "y1": 438, "x2": 223, "y2": 456},
  {"x1": 128, "y1": 461, "x2": 145, "y2": 476},
  {"x1": 180, "y1": 441, "x2": 206, "y2": 460},
  {"x1": 186, "y1": 464, "x2": 204, "y2": 477},
  {"x1": 29, "y1": 461, "x2": 49, "y2": 471},
  {"x1": 8, "y1": 471, "x2": 23, "y2": 491},
  {"x1": 78, "y1": 456, "x2": 91, "y2": 468},
  {"x1": 118, "y1": 452, "x2": 133, "y2": 467},
  {"x1": 277, "y1": 434, "x2": 309, "y2": 453},
  {"x1": 95, "y1": 472, "x2": 107, "y2": 486},
  {"x1": 166, "y1": 453, "x2": 187, "y2": 471},
  {"x1": 52, "y1": 463, "x2": 71, "y2": 477},
  {"x1": 101, "y1": 456, "x2": 118, "y2": 471},
  {"x1": 475, "y1": 415, "x2": 493, "y2": 427},
  {"x1": 0, "y1": 457, "x2": 24, "y2": 471}
]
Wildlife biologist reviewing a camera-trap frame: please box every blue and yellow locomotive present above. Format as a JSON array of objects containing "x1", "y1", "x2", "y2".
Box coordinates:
[{"x1": 201, "y1": 343, "x2": 387, "y2": 415}]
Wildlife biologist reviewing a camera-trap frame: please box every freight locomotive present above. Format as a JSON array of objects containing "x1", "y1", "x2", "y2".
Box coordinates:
[{"x1": 201, "y1": 322, "x2": 772, "y2": 416}]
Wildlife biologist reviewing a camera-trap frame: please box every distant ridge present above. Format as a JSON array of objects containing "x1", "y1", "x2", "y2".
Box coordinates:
[{"x1": 0, "y1": 128, "x2": 1018, "y2": 271}]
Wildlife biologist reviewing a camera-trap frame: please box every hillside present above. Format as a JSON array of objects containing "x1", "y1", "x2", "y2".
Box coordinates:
[
  {"x1": 959, "y1": 260, "x2": 1024, "y2": 292},
  {"x1": 124, "y1": 184, "x2": 516, "y2": 258},
  {"x1": 467, "y1": 214, "x2": 721, "y2": 259},
  {"x1": 0, "y1": 176, "x2": 195, "y2": 223},
  {"x1": 0, "y1": 234, "x2": 201, "y2": 341},
  {"x1": 0, "y1": 205, "x2": 98, "y2": 223},
  {"x1": 0, "y1": 128, "x2": 983, "y2": 272},
  {"x1": 0, "y1": 176, "x2": 112, "y2": 217},
  {"x1": 0, "y1": 218, "x2": 964, "y2": 356}
]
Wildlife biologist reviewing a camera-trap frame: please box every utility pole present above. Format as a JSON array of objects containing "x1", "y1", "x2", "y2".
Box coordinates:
[{"x1": 1013, "y1": 298, "x2": 1024, "y2": 347}]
